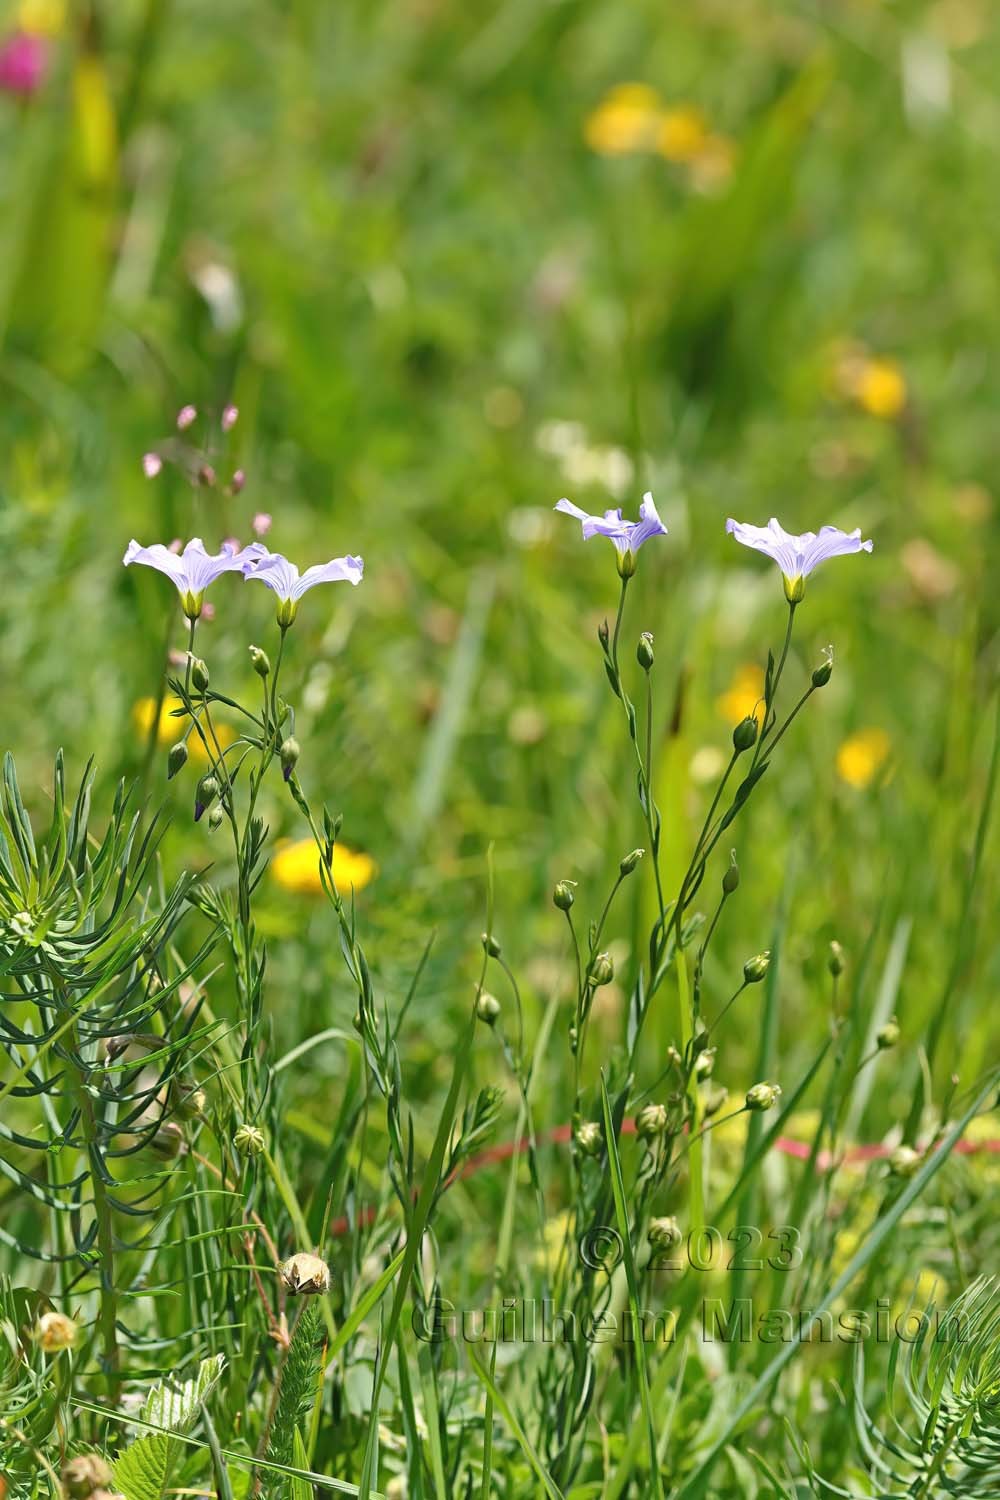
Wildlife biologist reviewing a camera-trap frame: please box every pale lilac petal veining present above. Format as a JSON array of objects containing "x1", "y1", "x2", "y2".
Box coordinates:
[
  {"x1": 123, "y1": 536, "x2": 266, "y2": 616},
  {"x1": 555, "y1": 492, "x2": 667, "y2": 556},
  {"x1": 725, "y1": 516, "x2": 872, "y2": 592}
]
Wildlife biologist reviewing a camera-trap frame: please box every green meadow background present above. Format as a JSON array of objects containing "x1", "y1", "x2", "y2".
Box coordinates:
[{"x1": 2, "y1": 0, "x2": 1000, "y2": 1488}]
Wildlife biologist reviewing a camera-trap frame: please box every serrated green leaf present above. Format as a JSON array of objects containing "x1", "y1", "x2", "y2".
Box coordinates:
[{"x1": 114, "y1": 1357, "x2": 225, "y2": 1500}]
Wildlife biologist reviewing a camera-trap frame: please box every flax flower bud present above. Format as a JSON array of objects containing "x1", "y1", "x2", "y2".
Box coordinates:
[
  {"x1": 475, "y1": 991, "x2": 501, "y2": 1026},
  {"x1": 877, "y1": 1017, "x2": 900, "y2": 1050},
  {"x1": 234, "y1": 1122, "x2": 266, "y2": 1157},
  {"x1": 190, "y1": 657, "x2": 210, "y2": 693},
  {"x1": 167, "y1": 742, "x2": 188, "y2": 780},
  {"x1": 588, "y1": 952, "x2": 614, "y2": 987},
  {"x1": 280, "y1": 1252, "x2": 331, "y2": 1295},
  {"x1": 743, "y1": 952, "x2": 770, "y2": 985},
  {"x1": 745, "y1": 1081, "x2": 781, "y2": 1112},
  {"x1": 575, "y1": 1121, "x2": 603, "y2": 1158},
  {"x1": 732, "y1": 716, "x2": 758, "y2": 753},
  {"x1": 35, "y1": 1311, "x2": 77, "y2": 1352},
  {"x1": 172, "y1": 1081, "x2": 206, "y2": 1119},
  {"x1": 889, "y1": 1145, "x2": 921, "y2": 1179},
  {"x1": 647, "y1": 1216, "x2": 682, "y2": 1251},
  {"x1": 635, "y1": 1103, "x2": 668, "y2": 1139},
  {"x1": 249, "y1": 645, "x2": 270, "y2": 678},
  {"x1": 194, "y1": 774, "x2": 218, "y2": 822},
  {"x1": 702, "y1": 1083, "x2": 729, "y2": 1118},
  {"x1": 828, "y1": 940, "x2": 845, "y2": 977},
  {"x1": 482, "y1": 932, "x2": 502, "y2": 957},
  {"x1": 722, "y1": 852, "x2": 740, "y2": 894},
  {"x1": 619, "y1": 848, "x2": 644, "y2": 876},
  {"x1": 812, "y1": 650, "x2": 833, "y2": 688},
  {"x1": 553, "y1": 880, "x2": 576, "y2": 911},
  {"x1": 637, "y1": 632, "x2": 654, "y2": 671},
  {"x1": 280, "y1": 736, "x2": 300, "y2": 782}
]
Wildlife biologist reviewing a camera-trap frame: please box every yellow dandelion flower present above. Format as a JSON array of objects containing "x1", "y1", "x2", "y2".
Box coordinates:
[
  {"x1": 716, "y1": 663, "x2": 764, "y2": 726},
  {"x1": 855, "y1": 357, "x2": 907, "y2": 419},
  {"x1": 270, "y1": 838, "x2": 376, "y2": 896},
  {"x1": 836, "y1": 728, "x2": 891, "y2": 790},
  {"x1": 584, "y1": 83, "x2": 663, "y2": 156},
  {"x1": 131, "y1": 696, "x2": 233, "y2": 762},
  {"x1": 656, "y1": 105, "x2": 708, "y2": 162}
]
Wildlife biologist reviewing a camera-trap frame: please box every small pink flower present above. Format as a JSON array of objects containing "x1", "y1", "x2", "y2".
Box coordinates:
[
  {"x1": 177, "y1": 405, "x2": 197, "y2": 431},
  {"x1": 0, "y1": 32, "x2": 47, "y2": 97},
  {"x1": 252, "y1": 512, "x2": 272, "y2": 537},
  {"x1": 223, "y1": 537, "x2": 242, "y2": 554},
  {"x1": 201, "y1": 602, "x2": 216, "y2": 621},
  {"x1": 230, "y1": 469, "x2": 246, "y2": 495},
  {"x1": 142, "y1": 452, "x2": 163, "y2": 479},
  {"x1": 168, "y1": 538, "x2": 183, "y2": 554},
  {"x1": 221, "y1": 404, "x2": 239, "y2": 432}
]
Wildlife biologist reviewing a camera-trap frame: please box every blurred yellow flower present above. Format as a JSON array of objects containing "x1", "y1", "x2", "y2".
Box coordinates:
[
  {"x1": 716, "y1": 663, "x2": 764, "y2": 725},
  {"x1": 584, "y1": 83, "x2": 663, "y2": 155},
  {"x1": 656, "y1": 106, "x2": 708, "y2": 162},
  {"x1": 18, "y1": 0, "x2": 66, "y2": 34},
  {"x1": 271, "y1": 838, "x2": 376, "y2": 896},
  {"x1": 855, "y1": 357, "x2": 907, "y2": 419},
  {"x1": 833, "y1": 342, "x2": 907, "y2": 419},
  {"x1": 836, "y1": 728, "x2": 891, "y2": 789},
  {"x1": 132, "y1": 696, "x2": 233, "y2": 761}
]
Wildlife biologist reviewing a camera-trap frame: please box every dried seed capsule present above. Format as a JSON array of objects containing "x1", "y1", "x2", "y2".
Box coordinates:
[
  {"x1": 62, "y1": 1455, "x2": 114, "y2": 1498},
  {"x1": 280, "y1": 1252, "x2": 331, "y2": 1295}
]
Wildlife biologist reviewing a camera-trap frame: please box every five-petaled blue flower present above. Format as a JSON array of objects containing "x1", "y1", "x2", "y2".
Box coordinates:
[
  {"x1": 555, "y1": 492, "x2": 667, "y2": 574},
  {"x1": 726, "y1": 517, "x2": 873, "y2": 602},
  {"x1": 123, "y1": 537, "x2": 266, "y2": 619},
  {"x1": 243, "y1": 550, "x2": 364, "y2": 626}
]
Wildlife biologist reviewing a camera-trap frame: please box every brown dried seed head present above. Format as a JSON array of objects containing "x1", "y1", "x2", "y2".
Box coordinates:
[{"x1": 280, "y1": 1252, "x2": 331, "y2": 1295}]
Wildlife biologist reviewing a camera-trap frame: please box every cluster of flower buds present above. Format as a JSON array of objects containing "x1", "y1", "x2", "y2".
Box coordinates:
[{"x1": 142, "y1": 404, "x2": 249, "y2": 500}]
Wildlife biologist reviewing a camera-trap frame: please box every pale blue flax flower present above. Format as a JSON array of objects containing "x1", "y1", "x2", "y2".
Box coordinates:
[
  {"x1": 243, "y1": 550, "x2": 364, "y2": 626},
  {"x1": 725, "y1": 517, "x2": 873, "y2": 602},
  {"x1": 123, "y1": 537, "x2": 266, "y2": 619},
  {"x1": 555, "y1": 491, "x2": 667, "y2": 575}
]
